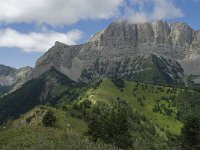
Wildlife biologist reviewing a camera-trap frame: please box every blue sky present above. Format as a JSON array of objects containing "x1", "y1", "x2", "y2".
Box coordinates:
[{"x1": 0, "y1": 0, "x2": 199, "y2": 68}]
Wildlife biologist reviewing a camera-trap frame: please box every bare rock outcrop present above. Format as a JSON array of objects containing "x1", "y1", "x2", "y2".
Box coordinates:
[{"x1": 31, "y1": 20, "x2": 200, "y2": 83}]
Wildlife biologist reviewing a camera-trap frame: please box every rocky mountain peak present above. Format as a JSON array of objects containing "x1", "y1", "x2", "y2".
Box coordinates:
[
  {"x1": 31, "y1": 41, "x2": 83, "y2": 82},
  {"x1": 55, "y1": 41, "x2": 67, "y2": 46},
  {"x1": 31, "y1": 20, "x2": 200, "y2": 84},
  {"x1": 54, "y1": 41, "x2": 70, "y2": 50},
  {"x1": 88, "y1": 20, "x2": 196, "y2": 48}
]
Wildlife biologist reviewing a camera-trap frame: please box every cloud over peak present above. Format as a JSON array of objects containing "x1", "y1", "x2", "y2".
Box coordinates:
[
  {"x1": 0, "y1": 0, "x2": 123, "y2": 25},
  {"x1": 0, "y1": 0, "x2": 184, "y2": 53},
  {"x1": 0, "y1": 0, "x2": 183, "y2": 26},
  {"x1": 122, "y1": 0, "x2": 183, "y2": 23}
]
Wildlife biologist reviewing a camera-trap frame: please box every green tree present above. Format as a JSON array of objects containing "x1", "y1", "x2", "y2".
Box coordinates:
[
  {"x1": 42, "y1": 110, "x2": 56, "y2": 127},
  {"x1": 111, "y1": 78, "x2": 125, "y2": 89},
  {"x1": 87, "y1": 99, "x2": 132, "y2": 149},
  {"x1": 181, "y1": 115, "x2": 200, "y2": 150}
]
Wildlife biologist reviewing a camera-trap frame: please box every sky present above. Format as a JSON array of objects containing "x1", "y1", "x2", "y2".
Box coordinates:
[{"x1": 0, "y1": 0, "x2": 199, "y2": 68}]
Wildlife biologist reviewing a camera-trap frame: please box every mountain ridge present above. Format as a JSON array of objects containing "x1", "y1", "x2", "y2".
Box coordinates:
[
  {"x1": 1, "y1": 20, "x2": 200, "y2": 92},
  {"x1": 29, "y1": 20, "x2": 200, "y2": 85}
]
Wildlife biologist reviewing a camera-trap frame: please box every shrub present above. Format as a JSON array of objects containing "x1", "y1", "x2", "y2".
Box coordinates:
[
  {"x1": 111, "y1": 78, "x2": 125, "y2": 89},
  {"x1": 42, "y1": 110, "x2": 56, "y2": 127},
  {"x1": 80, "y1": 99, "x2": 92, "y2": 109},
  {"x1": 87, "y1": 99, "x2": 132, "y2": 149},
  {"x1": 181, "y1": 115, "x2": 200, "y2": 150},
  {"x1": 71, "y1": 100, "x2": 92, "y2": 120}
]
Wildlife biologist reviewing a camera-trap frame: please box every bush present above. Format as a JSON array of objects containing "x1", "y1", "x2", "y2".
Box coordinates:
[
  {"x1": 71, "y1": 100, "x2": 92, "y2": 121},
  {"x1": 181, "y1": 115, "x2": 200, "y2": 150},
  {"x1": 42, "y1": 110, "x2": 56, "y2": 127},
  {"x1": 87, "y1": 99, "x2": 132, "y2": 149},
  {"x1": 80, "y1": 99, "x2": 92, "y2": 109},
  {"x1": 111, "y1": 78, "x2": 125, "y2": 89}
]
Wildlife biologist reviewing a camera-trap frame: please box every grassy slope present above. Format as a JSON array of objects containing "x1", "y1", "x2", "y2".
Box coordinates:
[
  {"x1": 0, "y1": 78, "x2": 187, "y2": 149},
  {"x1": 78, "y1": 79, "x2": 183, "y2": 135},
  {"x1": 12, "y1": 106, "x2": 87, "y2": 135},
  {"x1": 0, "y1": 127, "x2": 119, "y2": 150},
  {"x1": 0, "y1": 106, "x2": 120, "y2": 150}
]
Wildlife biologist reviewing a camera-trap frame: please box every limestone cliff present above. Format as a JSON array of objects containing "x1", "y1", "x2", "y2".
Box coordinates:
[{"x1": 31, "y1": 20, "x2": 200, "y2": 84}]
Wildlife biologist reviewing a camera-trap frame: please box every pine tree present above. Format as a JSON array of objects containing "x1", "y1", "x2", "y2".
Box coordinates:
[
  {"x1": 181, "y1": 115, "x2": 200, "y2": 150},
  {"x1": 87, "y1": 99, "x2": 132, "y2": 149},
  {"x1": 42, "y1": 110, "x2": 56, "y2": 127}
]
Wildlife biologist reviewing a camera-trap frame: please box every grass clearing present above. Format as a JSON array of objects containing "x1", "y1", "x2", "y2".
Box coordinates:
[{"x1": 79, "y1": 79, "x2": 183, "y2": 135}]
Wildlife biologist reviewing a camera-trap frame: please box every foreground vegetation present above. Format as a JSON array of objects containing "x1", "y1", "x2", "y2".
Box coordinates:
[{"x1": 0, "y1": 77, "x2": 200, "y2": 149}]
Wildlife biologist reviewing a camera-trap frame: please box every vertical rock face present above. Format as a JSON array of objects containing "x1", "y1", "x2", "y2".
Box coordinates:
[
  {"x1": 31, "y1": 20, "x2": 200, "y2": 84},
  {"x1": 100, "y1": 21, "x2": 138, "y2": 47},
  {"x1": 77, "y1": 20, "x2": 195, "y2": 68},
  {"x1": 170, "y1": 22, "x2": 194, "y2": 46},
  {"x1": 152, "y1": 20, "x2": 170, "y2": 43},
  {"x1": 137, "y1": 22, "x2": 154, "y2": 44}
]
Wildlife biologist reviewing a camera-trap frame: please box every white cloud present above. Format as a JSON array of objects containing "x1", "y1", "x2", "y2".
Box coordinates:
[
  {"x1": 121, "y1": 0, "x2": 183, "y2": 23},
  {"x1": 0, "y1": 0, "x2": 183, "y2": 53},
  {"x1": 0, "y1": 0, "x2": 123, "y2": 25},
  {"x1": 152, "y1": 0, "x2": 183, "y2": 20},
  {"x1": 0, "y1": 28, "x2": 83, "y2": 52},
  {"x1": 0, "y1": 0, "x2": 183, "y2": 26}
]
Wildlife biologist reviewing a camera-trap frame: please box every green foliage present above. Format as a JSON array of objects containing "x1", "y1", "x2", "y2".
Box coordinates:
[
  {"x1": 0, "y1": 127, "x2": 120, "y2": 150},
  {"x1": 2, "y1": 76, "x2": 200, "y2": 150},
  {"x1": 152, "y1": 55, "x2": 174, "y2": 84},
  {"x1": 87, "y1": 99, "x2": 132, "y2": 149},
  {"x1": 175, "y1": 90, "x2": 200, "y2": 122},
  {"x1": 91, "y1": 79, "x2": 103, "y2": 89},
  {"x1": 84, "y1": 97, "x2": 171, "y2": 150},
  {"x1": 152, "y1": 102, "x2": 176, "y2": 117},
  {"x1": 0, "y1": 68, "x2": 87, "y2": 125},
  {"x1": 0, "y1": 77, "x2": 44, "y2": 124},
  {"x1": 111, "y1": 77, "x2": 125, "y2": 89},
  {"x1": 42, "y1": 110, "x2": 57, "y2": 127},
  {"x1": 133, "y1": 54, "x2": 184, "y2": 85},
  {"x1": 70, "y1": 99, "x2": 92, "y2": 120},
  {"x1": 181, "y1": 115, "x2": 200, "y2": 150},
  {"x1": 85, "y1": 79, "x2": 182, "y2": 135}
]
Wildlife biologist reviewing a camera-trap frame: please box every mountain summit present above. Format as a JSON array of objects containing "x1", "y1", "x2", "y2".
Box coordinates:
[{"x1": 30, "y1": 20, "x2": 200, "y2": 85}]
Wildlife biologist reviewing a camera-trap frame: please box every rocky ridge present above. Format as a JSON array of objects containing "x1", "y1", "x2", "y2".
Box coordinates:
[{"x1": 30, "y1": 20, "x2": 200, "y2": 84}]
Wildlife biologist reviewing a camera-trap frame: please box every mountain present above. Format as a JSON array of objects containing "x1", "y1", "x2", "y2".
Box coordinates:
[
  {"x1": 0, "y1": 65, "x2": 33, "y2": 94},
  {"x1": 30, "y1": 20, "x2": 200, "y2": 85},
  {"x1": 0, "y1": 68, "x2": 85, "y2": 124},
  {"x1": 1, "y1": 20, "x2": 200, "y2": 149}
]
